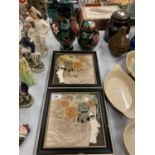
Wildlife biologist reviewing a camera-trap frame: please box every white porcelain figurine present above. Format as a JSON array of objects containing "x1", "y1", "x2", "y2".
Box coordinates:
[{"x1": 29, "y1": 6, "x2": 50, "y2": 57}]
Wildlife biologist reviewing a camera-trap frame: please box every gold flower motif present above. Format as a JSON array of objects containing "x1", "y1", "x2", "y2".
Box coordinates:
[
  {"x1": 73, "y1": 61, "x2": 82, "y2": 71},
  {"x1": 60, "y1": 98, "x2": 69, "y2": 108},
  {"x1": 65, "y1": 106, "x2": 78, "y2": 120},
  {"x1": 116, "y1": 0, "x2": 129, "y2": 5}
]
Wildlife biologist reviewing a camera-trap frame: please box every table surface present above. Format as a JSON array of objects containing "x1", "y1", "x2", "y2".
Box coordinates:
[{"x1": 19, "y1": 27, "x2": 134, "y2": 155}]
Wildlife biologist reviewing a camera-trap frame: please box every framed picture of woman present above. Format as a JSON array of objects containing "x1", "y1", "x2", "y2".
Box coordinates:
[
  {"x1": 36, "y1": 88, "x2": 113, "y2": 154},
  {"x1": 48, "y1": 51, "x2": 101, "y2": 87}
]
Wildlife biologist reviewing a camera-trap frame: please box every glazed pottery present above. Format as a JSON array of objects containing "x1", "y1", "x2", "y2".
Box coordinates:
[
  {"x1": 47, "y1": 0, "x2": 58, "y2": 21},
  {"x1": 104, "y1": 64, "x2": 135, "y2": 119},
  {"x1": 104, "y1": 10, "x2": 131, "y2": 42},
  {"x1": 123, "y1": 121, "x2": 135, "y2": 155},
  {"x1": 19, "y1": 0, "x2": 29, "y2": 18},
  {"x1": 126, "y1": 50, "x2": 135, "y2": 78},
  {"x1": 57, "y1": 0, "x2": 80, "y2": 18},
  {"x1": 19, "y1": 82, "x2": 34, "y2": 108},
  {"x1": 27, "y1": 0, "x2": 47, "y2": 19},
  {"x1": 20, "y1": 35, "x2": 45, "y2": 73},
  {"x1": 50, "y1": 6, "x2": 80, "y2": 50},
  {"x1": 19, "y1": 124, "x2": 30, "y2": 145},
  {"x1": 78, "y1": 20, "x2": 100, "y2": 50},
  {"x1": 108, "y1": 27, "x2": 130, "y2": 56}
]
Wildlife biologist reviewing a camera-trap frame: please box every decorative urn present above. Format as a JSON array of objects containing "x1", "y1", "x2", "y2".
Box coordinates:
[
  {"x1": 104, "y1": 10, "x2": 131, "y2": 42},
  {"x1": 108, "y1": 27, "x2": 130, "y2": 56},
  {"x1": 78, "y1": 20, "x2": 99, "y2": 50},
  {"x1": 50, "y1": 6, "x2": 79, "y2": 50}
]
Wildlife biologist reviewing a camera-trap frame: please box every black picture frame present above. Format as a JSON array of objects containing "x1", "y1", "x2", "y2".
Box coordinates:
[
  {"x1": 48, "y1": 51, "x2": 101, "y2": 87},
  {"x1": 37, "y1": 88, "x2": 113, "y2": 155}
]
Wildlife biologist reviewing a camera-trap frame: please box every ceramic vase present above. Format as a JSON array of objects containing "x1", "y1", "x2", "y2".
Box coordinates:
[
  {"x1": 50, "y1": 6, "x2": 79, "y2": 50},
  {"x1": 47, "y1": 0, "x2": 58, "y2": 21},
  {"x1": 108, "y1": 27, "x2": 130, "y2": 56},
  {"x1": 78, "y1": 20, "x2": 99, "y2": 50},
  {"x1": 104, "y1": 10, "x2": 131, "y2": 42}
]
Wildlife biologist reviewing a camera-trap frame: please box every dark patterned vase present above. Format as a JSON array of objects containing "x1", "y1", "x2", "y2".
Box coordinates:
[
  {"x1": 47, "y1": 0, "x2": 58, "y2": 21},
  {"x1": 50, "y1": 6, "x2": 80, "y2": 50},
  {"x1": 78, "y1": 20, "x2": 99, "y2": 50}
]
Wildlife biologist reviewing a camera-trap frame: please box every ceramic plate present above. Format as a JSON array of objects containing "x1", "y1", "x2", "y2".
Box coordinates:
[
  {"x1": 123, "y1": 121, "x2": 135, "y2": 155},
  {"x1": 104, "y1": 64, "x2": 135, "y2": 118},
  {"x1": 126, "y1": 50, "x2": 135, "y2": 78}
]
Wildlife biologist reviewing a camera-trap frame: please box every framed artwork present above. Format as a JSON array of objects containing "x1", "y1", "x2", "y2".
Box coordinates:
[
  {"x1": 37, "y1": 88, "x2": 113, "y2": 154},
  {"x1": 79, "y1": 5, "x2": 120, "y2": 30},
  {"x1": 85, "y1": 0, "x2": 102, "y2": 6},
  {"x1": 81, "y1": 5, "x2": 119, "y2": 20},
  {"x1": 48, "y1": 51, "x2": 101, "y2": 87}
]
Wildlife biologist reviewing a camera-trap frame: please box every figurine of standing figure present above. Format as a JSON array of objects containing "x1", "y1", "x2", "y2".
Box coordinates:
[
  {"x1": 19, "y1": 82, "x2": 34, "y2": 108},
  {"x1": 20, "y1": 33, "x2": 45, "y2": 73},
  {"x1": 19, "y1": 0, "x2": 30, "y2": 20},
  {"x1": 19, "y1": 44, "x2": 36, "y2": 87},
  {"x1": 29, "y1": 6, "x2": 50, "y2": 57},
  {"x1": 19, "y1": 124, "x2": 30, "y2": 145}
]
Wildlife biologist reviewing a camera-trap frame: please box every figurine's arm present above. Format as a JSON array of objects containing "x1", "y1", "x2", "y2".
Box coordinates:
[{"x1": 42, "y1": 21, "x2": 50, "y2": 34}]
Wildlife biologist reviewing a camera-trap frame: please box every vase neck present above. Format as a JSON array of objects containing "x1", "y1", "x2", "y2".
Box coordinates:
[
  {"x1": 57, "y1": 15, "x2": 71, "y2": 22},
  {"x1": 57, "y1": 6, "x2": 72, "y2": 20}
]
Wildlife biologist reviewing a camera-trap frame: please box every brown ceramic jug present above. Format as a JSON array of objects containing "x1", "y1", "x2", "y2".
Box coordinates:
[
  {"x1": 108, "y1": 27, "x2": 130, "y2": 56},
  {"x1": 104, "y1": 10, "x2": 131, "y2": 42}
]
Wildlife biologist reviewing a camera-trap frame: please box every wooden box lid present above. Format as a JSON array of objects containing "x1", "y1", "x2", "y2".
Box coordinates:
[{"x1": 79, "y1": 5, "x2": 120, "y2": 30}]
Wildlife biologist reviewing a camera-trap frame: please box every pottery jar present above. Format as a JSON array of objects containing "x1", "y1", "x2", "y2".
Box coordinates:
[
  {"x1": 50, "y1": 6, "x2": 80, "y2": 50},
  {"x1": 104, "y1": 10, "x2": 131, "y2": 42},
  {"x1": 78, "y1": 20, "x2": 99, "y2": 50},
  {"x1": 108, "y1": 27, "x2": 130, "y2": 56}
]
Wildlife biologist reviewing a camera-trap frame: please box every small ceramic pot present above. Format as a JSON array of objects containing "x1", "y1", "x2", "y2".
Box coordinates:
[
  {"x1": 50, "y1": 6, "x2": 79, "y2": 50},
  {"x1": 78, "y1": 20, "x2": 99, "y2": 50},
  {"x1": 108, "y1": 27, "x2": 130, "y2": 56},
  {"x1": 104, "y1": 10, "x2": 131, "y2": 42}
]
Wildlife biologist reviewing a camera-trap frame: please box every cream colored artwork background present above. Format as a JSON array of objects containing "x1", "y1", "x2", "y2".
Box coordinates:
[
  {"x1": 53, "y1": 54, "x2": 97, "y2": 84},
  {"x1": 44, "y1": 93, "x2": 106, "y2": 148}
]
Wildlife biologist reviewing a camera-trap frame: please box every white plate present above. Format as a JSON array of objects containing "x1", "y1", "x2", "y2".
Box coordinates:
[
  {"x1": 104, "y1": 64, "x2": 135, "y2": 118},
  {"x1": 123, "y1": 121, "x2": 135, "y2": 155},
  {"x1": 126, "y1": 50, "x2": 135, "y2": 78}
]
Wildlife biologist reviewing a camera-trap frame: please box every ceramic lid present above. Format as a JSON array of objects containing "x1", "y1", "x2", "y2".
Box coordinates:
[
  {"x1": 111, "y1": 10, "x2": 131, "y2": 23},
  {"x1": 81, "y1": 20, "x2": 97, "y2": 33}
]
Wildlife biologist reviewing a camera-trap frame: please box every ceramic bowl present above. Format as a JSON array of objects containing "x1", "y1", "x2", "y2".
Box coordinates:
[
  {"x1": 123, "y1": 121, "x2": 135, "y2": 155},
  {"x1": 126, "y1": 50, "x2": 135, "y2": 78},
  {"x1": 104, "y1": 64, "x2": 135, "y2": 119}
]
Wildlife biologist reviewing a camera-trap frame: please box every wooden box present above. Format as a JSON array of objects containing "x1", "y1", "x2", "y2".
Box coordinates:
[{"x1": 79, "y1": 5, "x2": 120, "y2": 30}]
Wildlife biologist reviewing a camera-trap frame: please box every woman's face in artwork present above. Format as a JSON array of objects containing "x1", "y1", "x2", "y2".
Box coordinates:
[
  {"x1": 56, "y1": 67, "x2": 65, "y2": 83},
  {"x1": 89, "y1": 111, "x2": 100, "y2": 144}
]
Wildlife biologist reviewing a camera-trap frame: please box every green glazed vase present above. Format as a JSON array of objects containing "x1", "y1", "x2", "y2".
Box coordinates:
[
  {"x1": 50, "y1": 6, "x2": 80, "y2": 50},
  {"x1": 78, "y1": 20, "x2": 100, "y2": 50},
  {"x1": 47, "y1": 0, "x2": 58, "y2": 21}
]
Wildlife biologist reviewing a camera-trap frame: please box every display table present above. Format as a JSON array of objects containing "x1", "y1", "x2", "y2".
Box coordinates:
[{"x1": 19, "y1": 28, "x2": 134, "y2": 155}]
